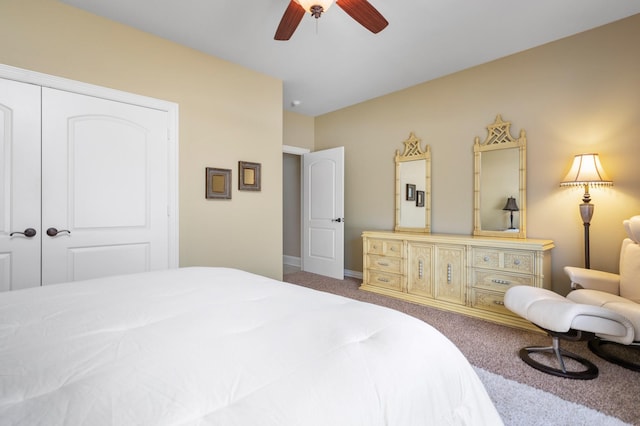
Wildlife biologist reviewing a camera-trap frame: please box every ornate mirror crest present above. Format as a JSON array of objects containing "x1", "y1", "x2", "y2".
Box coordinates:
[
  {"x1": 476, "y1": 114, "x2": 526, "y2": 147},
  {"x1": 398, "y1": 132, "x2": 428, "y2": 158}
]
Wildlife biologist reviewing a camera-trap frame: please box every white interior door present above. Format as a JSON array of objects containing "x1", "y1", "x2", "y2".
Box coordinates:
[
  {"x1": 0, "y1": 79, "x2": 41, "y2": 291},
  {"x1": 302, "y1": 147, "x2": 344, "y2": 279},
  {"x1": 41, "y1": 88, "x2": 170, "y2": 285}
]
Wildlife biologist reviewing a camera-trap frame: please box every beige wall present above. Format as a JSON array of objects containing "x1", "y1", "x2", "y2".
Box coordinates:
[
  {"x1": 284, "y1": 110, "x2": 315, "y2": 150},
  {"x1": 314, "y1": 14, "x2": 640, "y2": 294},
  {"x1": 0, "y1": 0, "x2": 284, "y2": 279}
]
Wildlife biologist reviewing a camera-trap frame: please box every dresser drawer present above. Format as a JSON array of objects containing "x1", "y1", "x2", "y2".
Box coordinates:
[
  {"x1": 504, "y1": 251, "x2": 534, "y2": 274},
  {"x1": 367, "y1": 254, "x2": 402, "y2": 274},
  {"x1": 471, "y1": 270, "x2": 533, "y2": 292},
  {"x1": 472, "y1": 248, "x2": 534, "y2": 274},
  {"x1": 472, "y1": 248, "x2": 500, "y2": 268},
  {"x1": 470, "y1": 289, "x2": 514, "y2": 316},
  {"x1": 367, "y1": 270, "x2": 403, "y2": 291},
  {"x1": 366, "y1": 238, "x2": 402, "y2": 258}
]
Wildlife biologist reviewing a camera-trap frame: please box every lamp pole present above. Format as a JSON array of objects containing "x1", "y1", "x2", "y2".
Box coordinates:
[{"x1": 579, "y1": 185, "x2": 594, "y2": 269}]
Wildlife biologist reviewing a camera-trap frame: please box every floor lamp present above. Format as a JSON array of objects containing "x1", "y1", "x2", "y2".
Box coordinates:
[{"x1": 560, "y1": 153, "x2": 613, "y2": 269}]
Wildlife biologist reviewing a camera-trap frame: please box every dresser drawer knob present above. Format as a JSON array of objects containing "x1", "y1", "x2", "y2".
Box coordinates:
[
  {"x1": 377, "y1": 277, "x2": 390, "y2": 283},
  {"x1": 483, "y1": 256, "x2": 490, "y2": 262},
  {"x1": 491, "y1": 279, "x2": 510, "y2": 285},
  {"x1": 493, "y1": 300, "x2": 505, "y2": 306},
  {"x1": 514, "y1": 259, "x2": 521, "y2": 266},
  {"x1": 377, "y1": 261, "x2": 389, "y2": 267}
]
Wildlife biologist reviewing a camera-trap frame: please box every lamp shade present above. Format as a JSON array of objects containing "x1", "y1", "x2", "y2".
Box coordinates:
[
  {"x1": 296, "y1": 0, "x2": 334, "y2": 13},
  {"x1": 560, "y1": 153, "x2": 613, "y2": 187},
  {"x1": 502, "y1": 196, "x2": 519, "y2": 212}
]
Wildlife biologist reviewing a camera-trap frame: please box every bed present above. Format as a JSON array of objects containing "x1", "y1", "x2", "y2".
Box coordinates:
[{"x1": 0, "y1": 267, "x2": 502, "y2": 425}]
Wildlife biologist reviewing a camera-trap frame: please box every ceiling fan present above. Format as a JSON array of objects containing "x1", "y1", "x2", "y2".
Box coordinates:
[{"x1": 274, "y1": 0, "x2": 388, "y2": 41}]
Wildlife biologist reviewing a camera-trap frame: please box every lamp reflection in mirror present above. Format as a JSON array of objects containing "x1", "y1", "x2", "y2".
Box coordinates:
[
  {"x1": 560, "y1": 153, "x2": 613, "y2": 269},
  {"x1": 502, "y1": 196, "x2": 519, "y2": 230}
]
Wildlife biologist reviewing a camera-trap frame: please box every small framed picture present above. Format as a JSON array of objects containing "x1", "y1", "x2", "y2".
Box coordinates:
[
  {"x1": 416, "y1": 190, "x2": 425, "y2": 207},
  {"x1": 205, "y1": 167, "x2": 231, "y2": 199},
  {"x1": 239, "y1": 161, "x2": 261, "y2": 191},
  {"x1": 406, "y1": 183, "x2": 416, "y2": 201}
]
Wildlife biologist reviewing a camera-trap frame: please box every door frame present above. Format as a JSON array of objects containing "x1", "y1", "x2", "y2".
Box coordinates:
[
  {"x1": 282, "y1": 145, "x2": 310, "y2": 272},
  {"x1": 0, "y1": 64, "x2": 179, "y2": 268}
]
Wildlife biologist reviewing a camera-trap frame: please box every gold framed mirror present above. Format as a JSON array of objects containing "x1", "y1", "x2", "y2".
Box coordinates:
[
  {"x1": 395, "y1": 132, "x2": 431, "y2": 233},
  {"x1": 473, "y1": 115, "x2": 526, "y2": 238}
]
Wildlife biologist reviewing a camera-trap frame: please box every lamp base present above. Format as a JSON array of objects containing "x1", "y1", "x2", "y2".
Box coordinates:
[{"x1": 579, "y1": 203, "x2": 594, "y2": 225}]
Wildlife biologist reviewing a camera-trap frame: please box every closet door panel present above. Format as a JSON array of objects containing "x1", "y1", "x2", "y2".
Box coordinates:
[
  {"x1": 0, "y1": 79, "x2": 41, "y2": 291},
  {"x1": 71, "y1": 115, "x2": 147, "y2": 228},
  {"x1": 68, "y1": 243, "x2": 150, "y2": 282},
  {"x1": 41, "y1": 88, "x2": 169, "y2": 285}
]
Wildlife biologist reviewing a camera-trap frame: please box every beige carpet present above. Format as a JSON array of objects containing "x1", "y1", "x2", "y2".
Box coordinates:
[{"x1": 283, "y1": 271, "x2": 639, "y2": 425}]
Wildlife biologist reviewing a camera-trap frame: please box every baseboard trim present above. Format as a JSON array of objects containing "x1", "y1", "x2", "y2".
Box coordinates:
[
  {"x1": 345, "y1": 269, "x2": 363, "y2": 279},
  {"x1": 283, "y1": 255, "x2": 363, "y2": 280},
  {"x1": 283, "y1": 255, "x2": 301, "y2": 267}
]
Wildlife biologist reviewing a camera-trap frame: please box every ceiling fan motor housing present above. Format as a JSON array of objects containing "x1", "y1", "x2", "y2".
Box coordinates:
[{"x1": 310, "y1": 5, "x2": 324, "y2": 18}]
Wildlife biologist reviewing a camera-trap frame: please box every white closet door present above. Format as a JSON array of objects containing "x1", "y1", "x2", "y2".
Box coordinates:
[
  {"x1": 41, "y1": 88, "x2": 170, "y2": 285},
  {"x1": 0, "y1": 79, "x2": 41, "y2": 291}
]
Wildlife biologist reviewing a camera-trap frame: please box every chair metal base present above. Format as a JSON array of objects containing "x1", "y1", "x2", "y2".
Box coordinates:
[
  {"x1": 519, "y1": 329, "x2": 599, "y2": 380},
  {"x1": 588, "y1": 338, "x2": 640, "y2": 372}
]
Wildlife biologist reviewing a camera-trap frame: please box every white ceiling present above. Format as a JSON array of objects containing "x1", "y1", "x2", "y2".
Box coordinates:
[{"x1": 60, "y1": 0, "x2": 640, "y2": 116}]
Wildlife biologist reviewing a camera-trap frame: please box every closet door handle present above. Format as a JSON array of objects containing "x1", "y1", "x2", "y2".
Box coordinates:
[
  {"x1": 10, "y1": 228, "x2": 37, "y2": 237},
  {"x1": 46, "y1": 227, "x2": 71, "y2": 237}
]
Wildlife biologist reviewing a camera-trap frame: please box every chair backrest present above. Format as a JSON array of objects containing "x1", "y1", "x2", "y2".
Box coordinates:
[
  {"x1": 620, "y1": 217, "x2": 640, "y2": 302},
  {"x1": 624, "y1": 215, "x2": 640, "y2": 243}
]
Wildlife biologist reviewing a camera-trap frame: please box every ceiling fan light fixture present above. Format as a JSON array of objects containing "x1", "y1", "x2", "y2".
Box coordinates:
[
  {"x1": 275, "y1": 0, "x2": 387, "y2": 41},
  {"x1": 295, "y1": 0, "x2": 334, "y2": 17}
]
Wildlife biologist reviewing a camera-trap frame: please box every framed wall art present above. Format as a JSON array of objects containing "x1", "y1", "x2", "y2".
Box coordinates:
[
  {"x1": 239, "y1": 161, "x2": 261, "y2": 191},
  {"x1": 406, "y1": 183, "x2": 416, "y2": 201},
  {"x1": 205, "y1": 167, "x2": 231, "y2": 199},
  {"x1": 416, "y1": 190, "x2": 425, "y2": 207}
]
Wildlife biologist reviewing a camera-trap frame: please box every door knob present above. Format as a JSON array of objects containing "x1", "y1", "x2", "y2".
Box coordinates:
[
  {"x1": 46, "y1": 227, "x2": 71, "y2": 237},
  {"x1": 10, "y1": 228, "x2": 37, "y2": 237},
  {"x1": 332, "y1": 218, "x2": 344, "y2": 223}
]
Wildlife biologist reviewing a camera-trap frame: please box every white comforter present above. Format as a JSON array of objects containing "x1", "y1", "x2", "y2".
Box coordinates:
[{"x1": 0, "y1": 267, "x2": 501, "y2": 425}]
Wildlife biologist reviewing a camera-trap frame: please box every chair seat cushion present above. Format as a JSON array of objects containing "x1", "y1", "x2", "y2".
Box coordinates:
[
  {"x1": 505, "y1": 286, "x2": 634, "y2": 344},
  {"x1": 567, "y1": 289, "x2": 634, "y2": 306}
]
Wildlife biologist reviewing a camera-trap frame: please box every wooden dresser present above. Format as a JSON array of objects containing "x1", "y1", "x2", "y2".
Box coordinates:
[{"x1": 361, "y1": 231, "x2": 554, "y2": 331}]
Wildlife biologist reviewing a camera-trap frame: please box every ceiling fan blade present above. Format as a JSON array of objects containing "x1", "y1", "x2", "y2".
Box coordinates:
[
  {"x1": 337, "y1": 0, "x2": 388, "y2": 34},
  {"x1": 274, "y1": 1, "x2": 306, "y2": 40}
]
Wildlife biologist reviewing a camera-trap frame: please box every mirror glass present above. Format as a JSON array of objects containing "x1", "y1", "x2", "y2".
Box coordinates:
[
  {"x1": 395, "y1": 133, "x2": 431, "y2": 233},
  {"x1": 473, "y1": 115, "x2": 526, "y2": 238},
  {"x1": 480, "y1": 148, "x2": 519, "y2": 231}
]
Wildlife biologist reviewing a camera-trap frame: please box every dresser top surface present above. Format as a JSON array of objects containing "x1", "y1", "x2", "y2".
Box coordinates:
[{"x1": 362, "y1": 230, "x2": 554, "y2": 251}]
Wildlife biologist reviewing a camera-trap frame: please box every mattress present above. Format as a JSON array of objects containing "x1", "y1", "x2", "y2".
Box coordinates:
[{"x1": 0, "y1": 267, "x2": 502, "y2": 425}]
